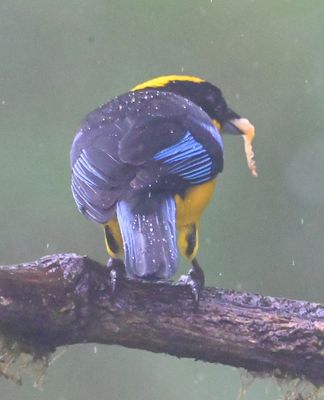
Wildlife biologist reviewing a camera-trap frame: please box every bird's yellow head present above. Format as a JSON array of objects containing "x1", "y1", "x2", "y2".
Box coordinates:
[{"x1": 132, "y1": 75, "x2": 257, "y2": 176}]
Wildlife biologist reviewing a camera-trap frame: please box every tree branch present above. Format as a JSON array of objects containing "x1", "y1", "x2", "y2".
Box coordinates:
[{"x1": 0, "y1": 253, "x2": 323, "y2": 386}]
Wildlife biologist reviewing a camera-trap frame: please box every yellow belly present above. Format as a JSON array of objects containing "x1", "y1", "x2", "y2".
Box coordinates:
[
  {"x1": 175, "y1": 179, "x2": 217, "y2": 260},
  {"x1": 175, "y1": 179, "x2": 216, "y2": 228},
  {"x1": 104, "y1": 217, "x2": 123, "y2": 258}
]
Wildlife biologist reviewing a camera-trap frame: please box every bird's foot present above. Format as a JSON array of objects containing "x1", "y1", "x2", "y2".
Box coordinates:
[
  {"x1": 177, "y1": 258, "x2": 205, "y2": 307},
  {"x1": 107, "y1": 258, "x2": 126, "y2": 298}
]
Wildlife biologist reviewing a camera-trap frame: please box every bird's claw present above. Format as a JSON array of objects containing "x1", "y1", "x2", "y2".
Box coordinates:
[
  {"x1": 177, "y1": 260, "x2": 205, "y2": 307},
  {"x1": 107, "y1": 258, "x2": 126, "y2": 299}
]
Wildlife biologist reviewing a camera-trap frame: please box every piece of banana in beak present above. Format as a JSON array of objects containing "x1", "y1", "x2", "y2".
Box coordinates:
[{"x1": 223, "y1": 118, "x2": 258, "y2": 177}]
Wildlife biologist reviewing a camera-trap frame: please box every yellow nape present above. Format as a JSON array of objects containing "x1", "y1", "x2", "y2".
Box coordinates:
[
  {"x1": 104, "y1": 217, "x2": 123, "y2": 258},
  {"x1": 131, "y1": 75, "x2": 205, "y2": 91},
  {"x1": 175, "y1": 179, "x2": 217, "y2": 260}
]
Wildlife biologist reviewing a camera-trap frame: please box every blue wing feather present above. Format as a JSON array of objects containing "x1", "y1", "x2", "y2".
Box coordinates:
[
  {"x1": 71, "y1": 149, "x2": 125, "y2": 223},
  {"x1": 153, "y1": 132, "x2": 205, "y2": 162},
  {"x1": 153, "y1": 131, "x2": 221, "y2": 184}
]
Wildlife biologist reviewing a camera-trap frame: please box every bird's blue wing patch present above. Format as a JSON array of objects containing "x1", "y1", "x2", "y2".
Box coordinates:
[
  {"x1": 153, "y1": 131, "x2": 220, "y2": 184},
  {"x1": 73, "y1": 150, "x2": 111, "y2": 189}
]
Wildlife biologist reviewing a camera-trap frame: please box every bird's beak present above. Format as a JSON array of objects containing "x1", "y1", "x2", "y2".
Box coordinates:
[{"x1": 222, "y1": 118, "x2": 258, "y2": 177}]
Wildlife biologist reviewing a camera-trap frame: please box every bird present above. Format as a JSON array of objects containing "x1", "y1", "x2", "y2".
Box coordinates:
[{"x1": 70, "y1": 75, "x2": 256, "y2": 303}]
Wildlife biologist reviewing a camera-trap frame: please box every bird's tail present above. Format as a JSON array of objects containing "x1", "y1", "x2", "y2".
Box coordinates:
[{"x1": 116, "y1": 195, "x2": 178, "y2": 279}]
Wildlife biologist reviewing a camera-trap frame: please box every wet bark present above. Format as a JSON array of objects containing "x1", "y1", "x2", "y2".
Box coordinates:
[{"x1": 0, "y1": 253, "x2": 323, "y2": 386}]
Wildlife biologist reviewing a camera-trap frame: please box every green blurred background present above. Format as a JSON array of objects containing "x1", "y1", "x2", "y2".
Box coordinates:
[{"x1": 1, "y1": 0, "x2": 324, "y2": 398}]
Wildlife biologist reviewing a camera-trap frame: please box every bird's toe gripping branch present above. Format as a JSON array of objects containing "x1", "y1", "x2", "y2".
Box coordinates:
[
  {"x1": 176, "y1": 258, "x2": 205, "y2": 307},
  {"x1": 107, "y1": 258, "x2": 126, "y2": 297}
]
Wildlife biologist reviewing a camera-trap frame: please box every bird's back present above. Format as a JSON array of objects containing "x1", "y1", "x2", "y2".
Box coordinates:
[
  {"x1": 71, "y1": 90, "x2": 223, "y2": 221},
  {"x1": 71, "y1": 89, "x2": 224, "y2": 278}
]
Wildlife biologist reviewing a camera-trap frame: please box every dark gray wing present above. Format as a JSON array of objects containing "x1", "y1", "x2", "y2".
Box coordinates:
[{"x1": 71, "y1": 114, "x2": 135, "y2": 223}]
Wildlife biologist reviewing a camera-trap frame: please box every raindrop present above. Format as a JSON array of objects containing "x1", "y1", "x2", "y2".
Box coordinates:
[
  {"x1": 194, "y1": 372, "x2": 205, "y2": 384},
  {"x1": 205, "y1": 237, "x2": 211, "y2": 245}
]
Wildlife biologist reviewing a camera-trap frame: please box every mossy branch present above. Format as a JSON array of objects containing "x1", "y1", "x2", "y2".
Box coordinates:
[{"x1": 0, "y1": 253, "x2": 323, "y2": 386}]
